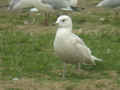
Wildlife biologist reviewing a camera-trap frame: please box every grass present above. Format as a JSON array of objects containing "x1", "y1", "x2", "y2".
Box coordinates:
[{"x1": 0, "y1": 0, "x2": 120, "y2": 89}]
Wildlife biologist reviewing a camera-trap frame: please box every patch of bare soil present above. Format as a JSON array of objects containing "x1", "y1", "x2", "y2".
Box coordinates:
[
  {"x1": 0, "y1": 71, "x2": 119, "y2": 90},
  {"x1": 16, "y1": 24, "x2": 56, "y2": 34},
  {"x1": 0, "y1": 79, "x2": 118, "y2": 90}
]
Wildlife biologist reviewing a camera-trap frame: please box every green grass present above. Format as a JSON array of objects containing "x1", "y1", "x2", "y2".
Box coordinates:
[
  {"x1": 0, "y1": 28, "x2": 120, "y2": 81},
  {"x1": 0, "y1": 0, "x2": 120, "y2": 89},
  {"x1": 0, "y1": 30, "x2": 55, "y2": 79}
]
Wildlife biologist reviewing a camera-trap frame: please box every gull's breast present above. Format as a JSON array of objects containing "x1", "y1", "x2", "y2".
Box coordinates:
[
  {"x1": 54, "y1": 35, "x2": 82, "y2": 64},
  {"x1": 54, "y1": 33, "x2": 93, "y2": 64}
]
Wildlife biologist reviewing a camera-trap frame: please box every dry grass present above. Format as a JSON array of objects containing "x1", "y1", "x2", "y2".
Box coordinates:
[
  {"x1": 0, "y1": 73, "x2": 119, "y2": 90},
  {"x1": 0, "y1": 0, "x2": 120, "y2": 90}
]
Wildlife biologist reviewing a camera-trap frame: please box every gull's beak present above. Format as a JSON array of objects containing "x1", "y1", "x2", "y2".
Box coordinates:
[
  {"x1": 56, "y1": 20, "x2": 59, "y2": 24},
  {"x1": 52, "y1": 20, "x2": 59, "y2": 26}
]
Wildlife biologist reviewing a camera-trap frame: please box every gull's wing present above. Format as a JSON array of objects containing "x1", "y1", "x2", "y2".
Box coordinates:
[
  {"x1": 72, "y1": 34, "x2": 91, "y2": 52},
  {"x1": 72, "y1": 35, "x2": 95, "y2": 64},
  {"x1": 72, "y1": 34, "x2": 102, "y2": 62},
  {"x1": 8, "y1": 0, "x2": 33, "y2": 11},
  {"x1": 41, "y1": 0, "x2": 73, "y2": 10},
  {"x1": 71, "y1": 34, "x2": 92, "y2": 57},
  {"x1": 97, "y1": 0, "x2": 120, "y2": 8},
  {"x1": 70, "y1": 0, "x2": 78, "y2": 7},
  {"x1": 8, "y1": 0, "x2": 20, "y2": 10}
]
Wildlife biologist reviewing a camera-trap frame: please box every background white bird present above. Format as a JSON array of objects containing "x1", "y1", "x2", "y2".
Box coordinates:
[
  {"x1": 96, "y1": 0, "x2": 120, "y2": 8},
  {"x1": 96, "y1": 0, "x2": 120, "y2": 16},
  {"x1": 8, "y1": 0, "x2": 34, "y2": 10},
  {"x1": 29, "y1": 0, "x2": 78, "y2": 12},
  {"x1": 8, "y1": 0, "x2": 78, "y2": 25},
  {"x1": 30, "y1": 8, "x2": 39, "y2": 12},
  {"x1": 54, "y1": 15, "x2": 102, "y2": 78},
  {"x1": 70, "y1": 0, "x2": 78, "y2": 7}
]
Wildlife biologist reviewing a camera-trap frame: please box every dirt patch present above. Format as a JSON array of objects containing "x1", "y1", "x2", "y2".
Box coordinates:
[
  {"x1": 74, "y1": 79, "x2": 119, "y2": 90},
  {"x1": 0, "y1": 78, "x2": 42, "y2": 90},
  {"x1": 0, "y1": 71, "x2": 119, "y2": 90},
  {"x1": 16, "y1": 24, "x2": 56, "y2": 34}
]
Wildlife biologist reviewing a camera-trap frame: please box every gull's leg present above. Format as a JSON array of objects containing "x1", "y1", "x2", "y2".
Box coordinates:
[
  {"x1": 23, "y1": 12, "x2": 36, "y2": 25},
  {"x1": 29, "y1": 12, "x2": 36, "y2": 24},
  {"x1": 44, "y1": 12, "x2": 49, "y2": 26},
  {"x1": 63, "y1": 62, "x2": 66, "y2": 79}
]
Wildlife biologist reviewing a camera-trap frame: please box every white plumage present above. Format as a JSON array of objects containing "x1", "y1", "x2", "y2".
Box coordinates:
[
  {"x1": 8, "y1": 0, "x2": 34, "y2": 10},
  {"x1": 30, "y1": 8, "x2": 39, "y2": 12},
  {"x1": 8, "y1": 0, "x2": 78, "y2": 11},
  {"x1": 8, "y1": 0, "x2": 78, "y2": 25},
  {"x1": 97, "y1": 0, "x2": 120, "y2": 8},
  {"x1": 29, "y1": 0, "x2": 78, "y2": 12},
  {"x1": 70, "y1": 0, "x2": 78, "y2": 7},
  {"x1": 54, "y1": 15, "x2": 102, "y2": 78}
]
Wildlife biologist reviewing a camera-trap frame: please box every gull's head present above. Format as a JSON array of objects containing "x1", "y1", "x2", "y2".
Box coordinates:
[{"x1": 56, "y1": 15, "x2": 72, "y2": 28}]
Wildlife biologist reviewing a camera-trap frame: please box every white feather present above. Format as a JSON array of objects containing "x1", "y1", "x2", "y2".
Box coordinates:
[
  {"x1": 8, "y1": 0, "x2": 78, "y2": 11},
  {"x1": 54, "y1": 15, "x2": 102, "y2": 77},
  {"x1": 97, "y1": 0, "x2": 120, "y2": 8}
]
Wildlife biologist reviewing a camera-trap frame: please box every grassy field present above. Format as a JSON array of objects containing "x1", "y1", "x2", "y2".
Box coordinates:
[{"x1": 0, "y1": 0, "x2": 120, "y2": 89}]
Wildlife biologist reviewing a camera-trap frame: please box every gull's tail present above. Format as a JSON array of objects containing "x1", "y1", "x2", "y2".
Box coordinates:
[
  {"x1": 96, "y1": 3, "x2": 102, "y2": 7},
  {"x1": 96, "y1": 1, "x2": 104, "y2": 7},
  {"x1": 92, "y1": 55, "x2": 103, "y2": 62}
]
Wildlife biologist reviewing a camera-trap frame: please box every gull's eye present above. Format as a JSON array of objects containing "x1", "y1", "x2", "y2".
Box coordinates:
[{"x1": 62, "y1": 19, "x2": 65, "y2": 22}]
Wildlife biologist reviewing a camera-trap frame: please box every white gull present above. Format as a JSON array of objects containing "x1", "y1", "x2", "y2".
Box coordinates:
[{"x1": 54, "y1": 15, "x2": 102, "y2": 78}]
